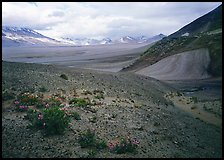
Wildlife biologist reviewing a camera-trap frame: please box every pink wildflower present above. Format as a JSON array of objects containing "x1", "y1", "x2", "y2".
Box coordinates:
[
  {"x1": 14, "y1": 101, "x2": 20, "y2": 104},
  {"x1": 19, "y1": 105, "x2": 25, "y2": 109},
  {"x1": 38, "y1": 114, "x2": 44, "y2": 120},
  {"x1": 45, "y1": 104, "x2": 49, "y2": 108},
  {"x1": 132, "y1": 138, "x2": 140, "y2": 145},
  {"x1": 108, "y1": 142, "x2": 115, "y2": 150}
]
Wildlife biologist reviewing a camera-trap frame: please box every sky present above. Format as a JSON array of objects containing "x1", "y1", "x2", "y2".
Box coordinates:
[{"x1": 2, "y1": 2, "x2": 222, "y2": 40}]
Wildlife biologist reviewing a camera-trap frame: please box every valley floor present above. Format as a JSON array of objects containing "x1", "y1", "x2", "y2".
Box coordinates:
[{"x1": 2, "y1": 61, "x2": 222, "y2": 158}]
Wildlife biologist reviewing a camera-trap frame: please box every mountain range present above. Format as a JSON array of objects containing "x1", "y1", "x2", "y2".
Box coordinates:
[{"x1": 2, "y1": 26, "x2": 166, "y2": 47}]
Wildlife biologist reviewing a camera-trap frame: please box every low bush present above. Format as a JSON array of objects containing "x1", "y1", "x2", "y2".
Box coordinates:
[
  {"x1": 108, "y1": 137, "x2": 140, "y2": 154},
  {"x1": 71, "y1": 111, "x2": 81, "y2": 120},
  {"x1": 16, "y1": 93, "x2": 41, "y2": 106},
  {"x1": 27, "y1": 107, "x2": 70, "y2": 135},
  {"x1": 78, "y1": 129, "x2": 108, "y2": 150},
  {"x1": 79, "y1": 129, "x2": 96, "y2": 148},
  {"x1": 69, "y1": 98, "x2": 89, "y2": 107},
  {"x1": 60, "y1": 74, "x2": 68, "y2": 80},
  {"x1": 42, "y1": 107, "x2": 70, "y2": 135}
]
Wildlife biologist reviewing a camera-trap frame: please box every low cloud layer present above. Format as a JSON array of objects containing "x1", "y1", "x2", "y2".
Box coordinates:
[{"x1": 2, "y1": 2, "x2": 221, "y2": 39}]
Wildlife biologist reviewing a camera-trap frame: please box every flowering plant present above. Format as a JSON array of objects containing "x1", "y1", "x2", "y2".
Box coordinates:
[{"x1": 108, "y1": 137, "x2": 140, "y2": 154}]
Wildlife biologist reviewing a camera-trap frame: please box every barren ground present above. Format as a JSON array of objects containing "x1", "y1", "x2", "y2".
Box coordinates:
[{"x1": 2, "y1": 61, "x2": 222, "y2": 158}]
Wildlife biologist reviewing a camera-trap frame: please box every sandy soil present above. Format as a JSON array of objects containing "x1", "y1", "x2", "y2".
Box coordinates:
[
  {"x1": 2, "y1": 61, "x2": 222, "y2": 158},
  {"x1": 136, "y1": 48, "x2": 211, "y2": 80}
]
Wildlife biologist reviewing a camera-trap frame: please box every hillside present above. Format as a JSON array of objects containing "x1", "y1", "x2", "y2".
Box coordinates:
[
  {"x1": 2, "y1": 61, "x2": 222, "y2": 158},
  {"x1": 169, "y1": 4, "x2": 222, "y2": 37},
  {"x1": 121, "y1": 5, "x2": 222, "y2": 78}
]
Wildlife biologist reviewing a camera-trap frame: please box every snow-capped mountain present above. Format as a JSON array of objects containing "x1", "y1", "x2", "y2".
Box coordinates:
[
  {"x1": 114, "y1": 36, "x2": 137, "y2": 44},
  {"x1": 58, "y1": 37, "x2": 113, "y2": 46},
  {"x1": 99, "y1": 38, "x2": 113, "y2": 44},
  {"x1": 113, "y1": 34, "x2": 166, "y2": 44},
  {"x1": 2, "y1": 26, "x2": 166, "y2": 47},
  {"x1": 2, "y1": 26, "x2": 68, "y2": 47}
]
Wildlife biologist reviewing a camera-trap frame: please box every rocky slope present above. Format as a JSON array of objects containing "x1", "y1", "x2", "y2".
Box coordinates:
[
  {"x1": 2, "y1": 61, "x2": 222, "y2": 158},
  {"x1": 136, "y1": 48, "x2": 211, "y2": 80}
]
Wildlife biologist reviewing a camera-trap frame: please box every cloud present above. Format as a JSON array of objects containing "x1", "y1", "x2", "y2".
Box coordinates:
[
  {"x1": 48, "y1": 11, "x2": 65, "y2": 17},
  {"x1": 2, "y1": 2, "x2": 222, "y2": 39}
]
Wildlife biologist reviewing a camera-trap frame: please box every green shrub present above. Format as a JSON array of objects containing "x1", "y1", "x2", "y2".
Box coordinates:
[
  {"x1": 78, "y1": 129, "x2": 108, "y2": 150},
  {"x1": 78, "y1": 129, "x2": 96, "y2": 148},
  {"x1": 27, "y1": 107, "x2": 70, "y2": 135},
  {"x1": 16, "y1": 93, "x2": 40, "y2": 106},
  {"x1": 25, "y1": 108, "x2": 37, "y2": 121},
  {"x1": 47, "y1": 97, "x2": 63, "y2": 107},
  {"x1": 69, "y1": 98, "x2": 89, "y2": 107},
  {"x1": 87, "y1": 149, "x2": 97, "y2": 158},
  {"x1": 96, "y1": 139, "x2": 107, "y2": 150},
  {"x1": 108, "y1": 138, "x2": 139, "y2": 154},
  {"x1": 60, "y1": 74, "x2": 68, "y2": 80},
  {"x1": 42, "y1": 107, "x2": 70, "y2": 135},
  {"x1": 71, "y1": 111, "x2": 81, "y2": 120}
]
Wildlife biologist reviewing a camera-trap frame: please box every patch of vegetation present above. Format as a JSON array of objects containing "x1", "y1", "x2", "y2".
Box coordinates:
[
  {"x1": 46, "y1": 96, "x2": 63, "y2": 107},
  {"x1": 108, "y1": 137, "x2": 140, "y2": 154},
  {"x1": 70, "y1": 111, "x2": 81, "y2": 120},
  {"x1": 14, "y1": 93, "x2": 43, "y2": 111},
  {"x1": 86, "y1": 149, "x2": 97, "y2": 158},
  {"x1": 69, "y1": 98, "x2": 89, "y2": 107},
  {"x1": 95, "y1": 140, "x2": 107, "y2": 150},
  {"x1": 78, "y1": 129, "x2": 107, "y2": 150},
  {"x1": 60, "y1": 74, "x2": 68, "y2": 80},
  {"x1": 42, "y1": 107, "x2": 70, "y2": 135},
  {"x1": 78, "y1": 129, "x2": 97, "y2": 148},
  {"x1": 27, "y1": 107, "x2": 71, "y2": 135}
]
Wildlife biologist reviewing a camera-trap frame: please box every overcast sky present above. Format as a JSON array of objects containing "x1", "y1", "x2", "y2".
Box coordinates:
[{"x1": 2, "y1": 2, "x2": 222, "y2": 40}]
